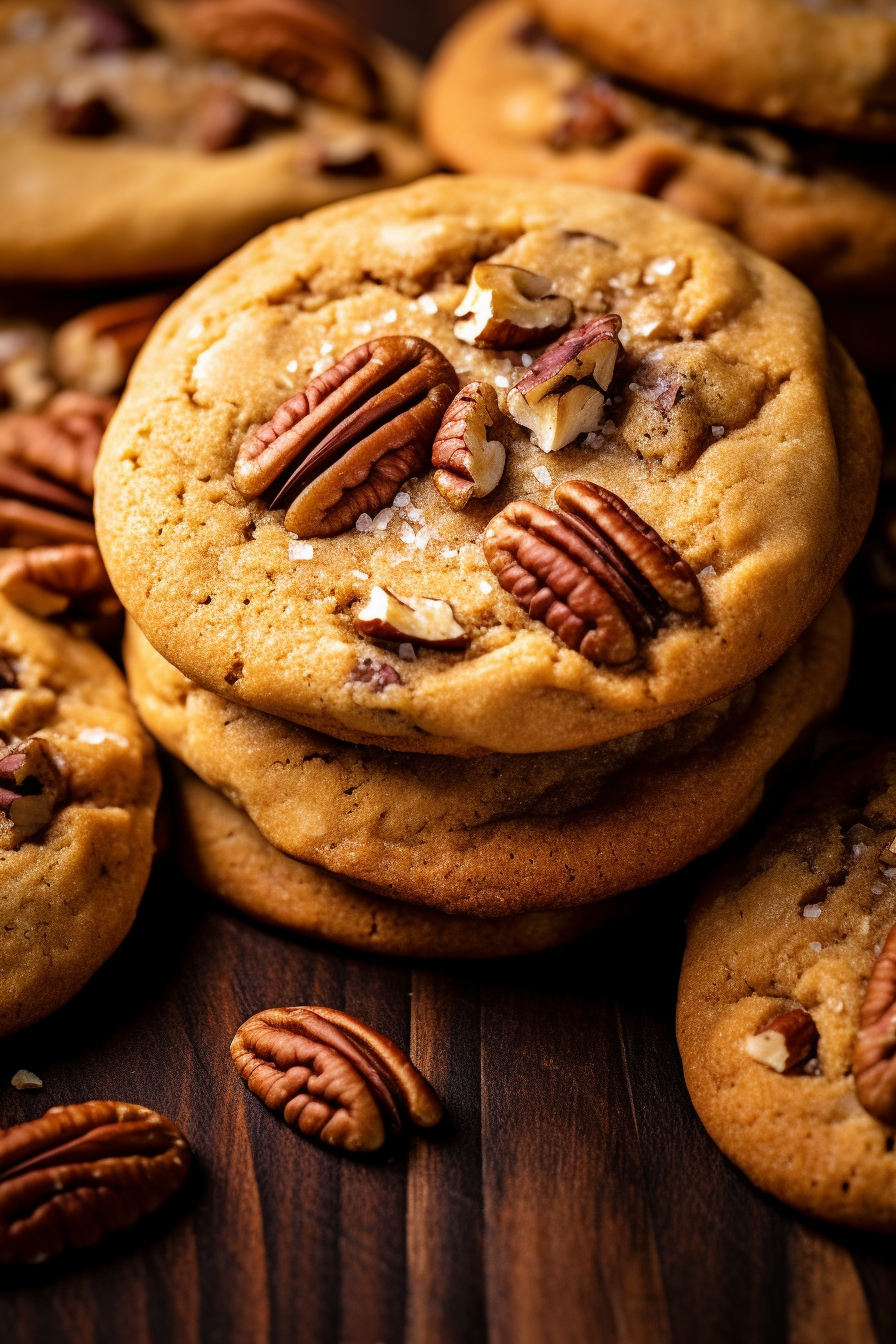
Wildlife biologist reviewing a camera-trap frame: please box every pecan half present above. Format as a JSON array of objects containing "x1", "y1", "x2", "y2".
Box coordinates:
[
  {"x1": 0, "y1": 1101, "x2": 190, "y2": 1264},
  {"x1": 0, "y1": 737, "x2": 65, "y2": 845},
  {"x1": 550, "y1": 76, "x2": 628, "y2": 150},
  {"x1": 432, "y1": 382, "x2": 504, "y2": 510},
  {"x1": 353, "y1": 585, "x2": 468, "y2": 650},
  {"x1": 234, "y1": 337, "x2": 458, "y2": 538},
  {"x1": 854, "y1": 920, "x2": 896, "y2": 1124},
  {"x1": 49, "y1": 94, "x2": 119, "y2": 138},
  {"x1": 0, "y1": 544, "x2": 118, "y2": 620},
  {"x1": 51, "y1": 293, "x2": 174, "y2": 397},
  {"x1": 182, "y1": 0, "x2": 382, "y2": 117},
  {"x1": 482, "y1": 480, "x2": 700, "y2": 664},
  {"x1": 506, "y1": 315, "x2": 621, "y2": 452},
  {"x1": 745, "y1": 1009, "x2": 819, "y2": 1073},
  {"x1": 453, "y1": 265, "x2": 573, "y2": 350},
  {"x1": 231, "y1": 1007, "x2": 443, "y2": 1152}
]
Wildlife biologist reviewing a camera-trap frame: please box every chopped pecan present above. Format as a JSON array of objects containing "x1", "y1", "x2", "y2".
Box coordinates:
[
  {"x1": 231, "y1": 1006, "x2": 443, "y2": 1152},
  {"x1": 0, "y1": 544, "x2": 118, "y2": 619},
  {"x1": 49, "y1": 94, "x2": 119, "y2": 138},
  {"x1": 346, "y1": 656, "x2": 402, "y2": 690},
  {"x1": 453, "y1": 265, "x2": 573, "y2": 350},
  {"x1": 234, "y1": 337, "x2": 458, "y2": 538},
  {"x1": 482, "y1": 480, "x2": 700, "y2": 664},
  {"x1": 0, "y1": 1101, "x2": 190, "y2": 1264},
  {"x1": 745, "y1": 1009, "x2": 819, "y2": 1073},
  {"x1": 353, "y1": 585, "x2": 468, "y2": 650},
  {"x1": 853, "y1": 920, "x2": 896, "y2": 1124},
  {"x1": 550, "y1": 76, "x2": 628, "y2": 150},
  {"x1": 74, "y1": 0, "x2": 154, "y2": 51},
  {"x1": 0, "y1": 737, "x2": 65, "y2": 845},
  {"x1": 506, "y1": 315, "x2": 621, "y2": 452},
  {"x1": 51, "y1": 293, "x2": 174, "y2": 397},
  {"x1": 0, "y1": 657, "x2": 17, "y2": 689},
  {"x1": 182, "y1": 0, "x2": 382, "y2": 117},
  {"x1": 432, "y1": 382, "x2": 504, "y2": 510},
  {"x1": 0, "y1": 324, "x2": 53, "y2": 412}
]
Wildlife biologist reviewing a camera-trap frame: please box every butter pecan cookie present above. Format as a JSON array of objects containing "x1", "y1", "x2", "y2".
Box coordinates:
[
  {"x1": 422, "y1": 1, "x2": 896, "y2": 295},
  {"x1": 0, "y1": 593, "x2": 160, "y2": 1036},
  {"x1": 534, "y1": 0, "x2": 896, "y2": 142},
  {"x1": 678, "y1": 742, "x2": 896, "y2": 1232},
  {"x1": 96, "y1": 177, "x2": 879, "y2": 754},
  {"x1": 173, "y1": 762, "x2": 616, "y2": 955},
  {"x1": 125, "y1": 594, "x2": 849, "y2": 916},
  {"x1": 0, "y1": 0, "x2": 431, "y2": 280}
]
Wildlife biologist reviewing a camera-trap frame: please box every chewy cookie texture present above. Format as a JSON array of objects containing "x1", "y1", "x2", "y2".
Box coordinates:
[
  {"x1": 95, "y1": 176, "x2": 879, "y2": 756},
  {"x1": 0, "y1": 0, "x2": 431, "y2": 280},
  {"x1": 678, "y1": 744, "x2": 896, "y2": 1233},
  {"x1": 126, "y1": 594, "x2": 849, "y2": 916},
  {"x1": 0, "y1": 594, "x2": 160, "y2": 1037}
]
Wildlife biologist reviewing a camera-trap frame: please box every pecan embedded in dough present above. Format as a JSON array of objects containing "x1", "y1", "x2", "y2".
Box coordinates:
[{"x1": 854, "y1": 920, "x2": 896, "y2": 1124}]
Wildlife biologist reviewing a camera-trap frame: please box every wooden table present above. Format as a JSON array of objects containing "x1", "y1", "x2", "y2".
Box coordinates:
[{"x1": 3, "y1": 1, "x2": 896, "y2": 1335}]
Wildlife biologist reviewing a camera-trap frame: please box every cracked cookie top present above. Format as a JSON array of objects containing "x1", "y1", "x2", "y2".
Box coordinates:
[{"x1": 95, "y1": 175, "x2": 879, "y2": 754}]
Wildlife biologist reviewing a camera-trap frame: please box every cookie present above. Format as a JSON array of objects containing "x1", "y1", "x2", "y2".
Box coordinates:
[
  {"x1": 0, "y1": 593, "x2": 161, "y2": 1036},
  {"x1": 0, "y1": 0, "x2": 431, "y2": 280},
  {"x1": 95, "y1": 175, "x2": 879, "y2": 755},
  {"x1": 677, "y1": 742, "x2": 896, "y2": 1232},
  {"x1": 125, "y1": 593, "x2": 849, "y2": 917},
  {"x1": 423, "y1": 1, "x2": 896, "y2": 295},
  {"x1": 534, "y1": 0, "x2": 896, "y2": 142},
  {"x1": 173, "y1": 761, "x2": 617, "y2": 956}
]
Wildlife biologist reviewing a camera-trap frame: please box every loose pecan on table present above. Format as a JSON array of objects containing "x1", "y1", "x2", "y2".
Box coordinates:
[
  {"x1": 0, "y1": 544, "x2": 119, "y2": 619},
  {"x1": 0, "y1": 1101, "x2": 190, "y2": 1264},
  {"x1": 432, "y1": 381, "x2": 505, "y2": 509},
  {"x1": 483, "y1": 479, "x2": 701, "y2": 664},
  {"x1": 182, "y1": 0, "x2": 382, "y2": 117},
  {"x1": 506, "y1": 315, "x2": 621, "y2": 452},
  {"x1": 51, "y1": 292, "x2": 174, "y2": 398},
  {"x1": 231, "y1": 1007, "x2": 443, "y2": 1152},
  {"x1": 853, "y1": 919, "x2": 896, "y2": 1124},
  {"x1": 234, "y1": 337, "x2": 458, "y2": 538},
  {"x1": 0, "y1": 737, "x2": 65, "y2": 844},
  {"x1": 745, "y1": 1008, "x2": 819, "y2": 1073}
]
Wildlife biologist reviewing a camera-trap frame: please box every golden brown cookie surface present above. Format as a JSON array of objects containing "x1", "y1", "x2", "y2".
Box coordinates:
[
  {"x1": 126, "y1": 594, "x2": 849, "y2": 916},
  {"x1": 422, "y1": 0, "x2": 896, "y2": 295},
  {"x1": 96, "y1": 177, "x2": 879, "y2": 754},
  {"x1": 0, "y1": 594, "x2": 160, "y2": 1036}
]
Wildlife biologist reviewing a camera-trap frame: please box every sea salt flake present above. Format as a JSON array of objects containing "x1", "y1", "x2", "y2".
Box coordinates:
[
  {"x1": 637, "y1": 320, "x2": 660, "y2": 336},
  {"x1": 494, "y1": 375, "x2": 510, "y2": 389},
  {"x1": 286, "y1": 359, "x2": 298, "y2": 373},
  {"x1": 885, "y1": 867, "x2": 896, "y2": 879},
  {"x1": 393, "y1": 492, "x2": 410, "y2": 507},
  {"x1": 831, "y1": 1000, "x2": 844, "y2": 1014},
  {"x1": 711, "y1": 425, "x2": 725, "y2": 438},
  {"x1": 600, "y1": 420, "x2": 615, "y2": 437},
  {"x1": 383, "y1": 309, "x2": 397, "y2": 323},
  {"x1": 479, "y1": 581, "x2": 492, "y2": 594},
  {"x1": 697, "y1": 565, "x2": 716, "y2": 579},
  {"x1": 414, "y1": 525, "x2": 434, "y2": 550},
  {"x1": 354, "y1": 320, "x2": 372, "y2": 335},
  {"x1": 11, "y1": 1070, "x2": 42, "y2": 1091},
  {"x1": 532, "y1": 465, "x2": 552, "y2": 486},
  {"x1": 853, "y1": 843, "x2": 866, "y2": 856},
  {"x1": 442, "y1": 547, "x2": 458, "y2": 559},
  {"x1": 521, "y1": 352, "x2": 533, "y2": 366},
  {"x1": 871, "y1": 885, "x2": 884, "y2": 895},
  {"x1": 188, "y1": 322, "x2": 204, "y2": 339},
  {"x1": 400, "y1": 521, "x2": 417, "y2": 544},
  {"x1": 398, "y1": 642, "x2": 416, "y2": 661},
  {"x1": 373, "y1": 508, "x2": 394, "y2": 530},
  {"x1": 418, "y1": 294, "x2": 438, "y2": 315},
  {"x1": 809, "y1": 942, "x2": 822, "y2": 953},
  {"x1": 77, "y1": 728, "x2": 129, "y2": 747},
  {"x1": 406, "y1": 507, "x2": 424, "y2": 523},
  {"x1": 289, "y1": 541, "x2": 314, "y2": 560},
  {"x1": 648, "y1": 256, "x2": 676, "y2": 278},
  {"x1": 352, "y1": 570, "x2": 369, "y2": 581},
  {"x1": 802, "y1": 904, "x2": 824, "y2": 919},
  {"x1": 355, "y1": 514, "x2": 373, "y2": 533},
  {"x1": 320, "y1": 341, "x2": 333, "y2": 354},
  {"x1": 310, "y1": 358, "x2": 330, "y2": 377}
]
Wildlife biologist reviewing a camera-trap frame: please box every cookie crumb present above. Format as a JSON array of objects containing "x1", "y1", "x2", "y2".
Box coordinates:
[{"x1": 11, "y1": 1070, "x2": 42, "y2": 1090}]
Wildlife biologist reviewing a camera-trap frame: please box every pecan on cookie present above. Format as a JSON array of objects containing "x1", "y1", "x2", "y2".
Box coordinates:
[
  {"x1": 506, "y1": 315, "x2": 621, "y2": 452},
  {"x1": 483, "y1": 480, "x2": 701, "y2": 664},
  {"x1": 0, "y1": 736, "x2": 65, "y2": 845},
  {"x1": 234, "y1": 336, "x2": 458, "y2": 537},
  {"x1": 853, "y1": 920, "x2": 896, "y2": 1124}
]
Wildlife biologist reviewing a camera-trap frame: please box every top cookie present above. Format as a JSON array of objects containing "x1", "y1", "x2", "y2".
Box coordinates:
[
  {"x1": 0, "y1": 0, "x2": 431, "y2": 279},
  {"x1": 95, "y1": 175, "x2": 879, "y2": 755},
  {"x1": 534, "y1": 0, "x2": 896, "y2": 141}
]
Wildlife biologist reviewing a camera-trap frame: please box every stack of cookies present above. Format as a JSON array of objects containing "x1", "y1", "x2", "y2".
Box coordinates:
[
  {"x1": 92, "y1": 173, "x2": 880, "y2": 957},
  {"x1": 422, "y1": 0, "x2": 896, "y2": 365}
]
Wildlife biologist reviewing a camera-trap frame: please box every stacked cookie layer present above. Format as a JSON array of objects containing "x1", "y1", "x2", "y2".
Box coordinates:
[{"x1": 97, "y1": 175, "x2": 880, "y2": 956}]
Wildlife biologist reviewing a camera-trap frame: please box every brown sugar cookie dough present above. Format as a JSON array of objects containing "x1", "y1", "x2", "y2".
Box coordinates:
[
  {"x1": 173, "y1": 762, "x2": 616, "y2": 957},
  {"x1": 422, "y1": 0, "x2": 896, "y2": 295},
  {"x1": 96, "y1": 176, "x2": 879, "y2": 755},
  {"x1": 534, "y1": 0, "x2": 896, "y2": 142},
  {"x1": 125, "y1": 593, "x2": 849, "y2": 916},
  {"x1": 678, "y1": 742, "x2": 896, "y2": 1233},
  {"x1": 0, "y1": 593, "x2": 160, "y2": 1037},
  {"x1": 0, "y1": 0, "x2": 431, "y2": 281}
]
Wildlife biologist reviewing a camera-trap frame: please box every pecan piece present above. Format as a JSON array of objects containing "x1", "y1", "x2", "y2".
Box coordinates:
[
  {"x1": 745, "y1": 1009, "x2": 819, "y2": 1073},
  {"x1": 453, "y1": 265, "x2": 573, "y2": 350},
  {"x1": 483, "y1": 481, "x2": 700, "y2": 664},
  {"x1": 74, "y1": 0, "x2": 154, "y2": 51},
  {"x1": 0, "y1": 544, "x2": 118, "y2": 619},
  {"x1": 0, "y1": 1101, "x2": 190, "y2": 1264},
  {"x1": 51, "y1": 292, "x2": 174, "y2": 397},
  {"x1": 853, "y1": 920, "x2": 896, "y2": 1124},
  {"x1": 182, "y1": 0, "x2": 382, "y2": 117},
  {"x1": 0, "y1": 737, "x2": 65, "y2": 845},
  {"x1": 506, "y1": 315, "x2": 621, "y2": 452},
  {"x1": 346, "y1": 656, "x2": 402, "y2": 690},
  {"x1": 234, "y1": 337, "x2": 458, "y2": 538},
  {"x1": 550, "y1": 76, "x2": 628, "y2": 150},
  {"x1": 353, "y1": 585, "x2": 468, "y2": 650},
  {"x1": 49, "y1": 94, "x2": 119, "y2": 138},
  {"x1": 231, "y1": 1007, "x2": 443, "y2": 1152},
  {"x1": 432, "y1": 382, "x2": 504, "y2": 510}
]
